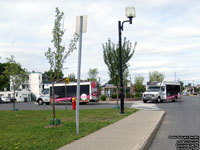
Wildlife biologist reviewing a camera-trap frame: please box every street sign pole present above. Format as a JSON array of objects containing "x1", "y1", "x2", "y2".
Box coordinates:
[
  {"x1": 76, "y1": 16, "x2": 83, "y2": 136},
  {"x1": 65, "y1": 78, "x2": 69, "y2": 110},
  {"x1": 75, "y1": 15, "x2": 87, "y2": 136},
  {"x1": 65, "y1": 81, "x2": 67, "y2": 110}
]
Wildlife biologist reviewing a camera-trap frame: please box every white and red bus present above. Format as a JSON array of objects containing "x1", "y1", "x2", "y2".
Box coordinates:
[{"x1": 36, "y1": 81, "x2": 99, "y2": 105}]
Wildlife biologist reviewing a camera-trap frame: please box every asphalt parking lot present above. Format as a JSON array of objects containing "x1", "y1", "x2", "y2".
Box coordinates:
[{"x1": 0, "y1": 101, "x2": 134, "y2": 110}]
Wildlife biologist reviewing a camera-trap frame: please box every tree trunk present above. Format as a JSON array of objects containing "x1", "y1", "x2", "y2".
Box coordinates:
[
  {"x1": 117, "y1": 87, "x2": 119, "y2": 105},
  {"x1": 125, "y1": 86, "x2": 126, "y2": 100},
  {"x1": 52, "y1": 79, "x2": 56, "y2": 119},
  {"x1": 13, "y1": 86, "x2": 15, "y2": 110},
  {"x1": 117, "y1": 88, "x2": 119, "y2": 99}
]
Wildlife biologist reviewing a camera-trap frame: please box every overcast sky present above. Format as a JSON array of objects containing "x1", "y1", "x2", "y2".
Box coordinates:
[{"x1": 0, "y1": 0, "x2": 200, "y2": 85}]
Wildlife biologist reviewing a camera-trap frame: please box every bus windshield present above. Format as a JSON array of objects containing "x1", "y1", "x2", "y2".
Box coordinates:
[
  {"x1": 147, "y1": 86, "x2": 160, "y2": 92},
  {"x1": 42, "y1": 89, "x2": 49, "y2": 95}
]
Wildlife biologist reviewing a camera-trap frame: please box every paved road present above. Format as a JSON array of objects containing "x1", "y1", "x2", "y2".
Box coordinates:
[
  {"x1": 149, "y1": 96, "x2": 200, "y2": 150},
  {"x1": 0, "y1": 101, "x2": 134, "y2": 110},
  {"x1": 0, "y1": 100, "x2": 164, "y2": 111}
]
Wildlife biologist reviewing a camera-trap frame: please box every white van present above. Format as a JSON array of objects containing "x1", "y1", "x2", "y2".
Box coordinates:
[{"x1": 142, "y1": 81, "x2": 181, "y2": 103}]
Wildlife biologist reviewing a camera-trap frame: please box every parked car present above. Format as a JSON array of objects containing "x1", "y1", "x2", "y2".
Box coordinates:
[
  {"x1": 1, "y1": 97, "x2": 11, "y2": 103},
  {"x1": 182, "y1": 92, "x2": 189, "y2": 96}
]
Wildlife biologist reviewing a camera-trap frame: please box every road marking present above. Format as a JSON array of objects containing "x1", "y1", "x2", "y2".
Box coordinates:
[{"x1": 130, "y1": 101, "x2": 161, "y2": 111}]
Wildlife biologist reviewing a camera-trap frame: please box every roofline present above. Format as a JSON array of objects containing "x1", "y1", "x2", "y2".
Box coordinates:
[{"x1": 45, "y1": 81, "x2": 95, "y2": 87}]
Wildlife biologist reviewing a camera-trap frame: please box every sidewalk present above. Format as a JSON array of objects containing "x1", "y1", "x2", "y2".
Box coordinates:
[{"x1": 58, "y1": 110, "x2": 165, "y2": 150}]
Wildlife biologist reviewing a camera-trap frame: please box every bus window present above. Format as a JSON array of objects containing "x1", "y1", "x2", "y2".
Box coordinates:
[
  {"x1": 67, "y1": 86, "x2": 76, "y2": 97},
  {"x1": 80, "y1": 85, "x2": 89, "y2": 95}
]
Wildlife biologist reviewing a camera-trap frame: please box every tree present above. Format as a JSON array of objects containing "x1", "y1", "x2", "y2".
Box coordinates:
[
  {"x1": 44, "y1": 69, "x2": 63, "y2": 80},
  {"x1": 3, "y1": 55, "x2": 28, "y2": 110},
  {"x1": 45, "y1": 7, "x2": 79, "y2": 122},
  {"x1": 134, "y1": 75, "x2": 145, "y2": 96},
  {"x1": 149, "y1": 71, "x2": 165, "y2": 82},
  {"x1": 0, "y1": 63, "x2": 9, "y2": 91},
  {"x1": 179, "y1": 81, "x2": 184, "y2": 92},
  {"x1": 67, "y1": 73, "x2": 76, "y2": 82},
  {"x1": 103, "y1": 37, "x2": 135, "y2": 90},
  {"x1": 87, "y1": 68, "x2": 99, "y2": 82}
]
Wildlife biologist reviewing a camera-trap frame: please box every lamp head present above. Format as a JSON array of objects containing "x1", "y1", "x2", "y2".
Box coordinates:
[{"x1": 125, "y1": 7, "x2": 136, "y2": 24}]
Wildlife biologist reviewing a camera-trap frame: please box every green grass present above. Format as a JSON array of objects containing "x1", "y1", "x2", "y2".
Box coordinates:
[{"x1": 0, "y1": 108, "x2": 138, "y2": 150}]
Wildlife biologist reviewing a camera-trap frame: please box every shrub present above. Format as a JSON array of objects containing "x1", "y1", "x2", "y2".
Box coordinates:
[
  {"x1": 111, "y1": 94, "x2": 117, "y2": 99},
  {"x1": 134, "y1": 92, "x2": 141, "y2": 98},
  {"x1": 100, "y1": 95, "x2": 107, "y2": 101},
  {"x1": 126, "y1": 93, "x2": 130, "y2": 98}
]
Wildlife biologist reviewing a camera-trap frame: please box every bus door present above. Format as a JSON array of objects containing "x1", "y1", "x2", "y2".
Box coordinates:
[
  {"x1": 90, "y1": 82, "x2": 98, "y2": 101},
  {"x1": 160, "y1": 86, "x2": 166, "y2": 100}
]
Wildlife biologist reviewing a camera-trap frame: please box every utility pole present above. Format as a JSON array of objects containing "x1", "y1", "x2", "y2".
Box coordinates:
[{"x1": 175, "y1": 72, "x2": 176, "y2": 82}]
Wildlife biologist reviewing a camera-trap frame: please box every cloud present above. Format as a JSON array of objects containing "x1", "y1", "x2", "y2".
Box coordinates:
[{"x1": 0, "y1": 0, "x2": 200, "y2": 85}]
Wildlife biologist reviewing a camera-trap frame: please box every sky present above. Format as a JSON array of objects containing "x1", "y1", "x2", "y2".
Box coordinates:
[{"x1": 0, "y1": 0, "x2": 200, "y2": 85}]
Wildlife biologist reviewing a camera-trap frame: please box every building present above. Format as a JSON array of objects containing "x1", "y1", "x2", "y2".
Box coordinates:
[
  {"x1": 101, "y1": 83, "x2": 135, "y2": 99},
  {"x1": 0, "y1": 89, "x2": 31, "y2": 102},
  {"x1": 29, "y1": 72, "x2": 43, "y2": 99},
  {"x1": 29, "y1": 72, "x2": 50, "y2": 100},
  {"x1": 0, "y1": 72, "x2": 50, "y2": 102},
  {"x1": 101, "y1": 84, "x2": 117, "y2": 98}
]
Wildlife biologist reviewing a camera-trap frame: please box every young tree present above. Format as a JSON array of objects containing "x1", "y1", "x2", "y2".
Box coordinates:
[
  {"x1": 87, "y1": 68, "x2": 99, "y2": 82},
  {"x1": 134, "y1": 75, "x2": 145, "y2": 97},
  {"x1": 103, "y1": 37, "x2": 135, "y2": 90},
  {"x1": 149, "y1": 71, "x2": 165, "y2": 82},
  {"x1": 3, "y1": 55, "x2": 28, "y2": 110},
  {"x1": 45, "y1": 7, "x2": 79, "y2": 121}
]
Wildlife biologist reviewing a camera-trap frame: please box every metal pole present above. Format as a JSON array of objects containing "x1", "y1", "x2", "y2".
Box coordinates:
[
  {"x1": 118, "y1": 21, "x2": 124, "y2": 114},
  {"x1": 76, "y1": 16, "x2": 83, "y2": 135},
  {"x1": 175, "y1": 72, "x2": 176, "y2": 82},
  {"x1": 65, "y1": 81, "x2": 67, "y2": 110}
]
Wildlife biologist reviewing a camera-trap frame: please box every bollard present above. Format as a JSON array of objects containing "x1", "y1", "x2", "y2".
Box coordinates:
[{"x1": 72, "y1": 98, "x2": 76, "y2": 110}]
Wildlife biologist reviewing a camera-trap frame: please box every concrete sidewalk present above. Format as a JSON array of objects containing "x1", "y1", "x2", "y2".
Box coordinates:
[{"x1": 58, "y1": 110, "x2": 165, "y2": 150}]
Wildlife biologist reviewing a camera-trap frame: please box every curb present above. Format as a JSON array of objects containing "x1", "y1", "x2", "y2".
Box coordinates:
[{"x1": 134, "y1": 111, "x2": 166, "y2": 150}]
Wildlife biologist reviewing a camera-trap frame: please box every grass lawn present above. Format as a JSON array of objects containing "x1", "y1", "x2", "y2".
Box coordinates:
[{"x1": 0, "y1": 108, "x2": 138, "y2": 150}]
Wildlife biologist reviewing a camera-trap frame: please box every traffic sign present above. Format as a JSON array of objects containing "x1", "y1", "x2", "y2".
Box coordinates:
[{"x1": 66, "y1": 78, "x2": 69, "y2": 84}]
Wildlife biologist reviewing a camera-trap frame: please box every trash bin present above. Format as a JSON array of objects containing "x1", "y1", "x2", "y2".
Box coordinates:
[{"x1": 10, "y1": 98, "x2": 16, "y2": 103}]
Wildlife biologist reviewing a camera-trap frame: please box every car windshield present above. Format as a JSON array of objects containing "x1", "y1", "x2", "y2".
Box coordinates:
[{"x1": 147, "y1": 86, "x2": 160, "y2": 92}]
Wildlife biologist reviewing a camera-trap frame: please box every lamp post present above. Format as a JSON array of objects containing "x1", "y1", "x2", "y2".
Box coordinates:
[{"x1": 118, "y1": 7, "x2": 136, "y2": 114}]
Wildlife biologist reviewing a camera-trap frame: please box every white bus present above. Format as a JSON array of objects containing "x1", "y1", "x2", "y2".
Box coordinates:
[
  {"x1": 142, "y1": 81, "x2": 181, "y2": 103},
  {"x1": 36, "y1": 81, "x2": 99, "y2": 105}
]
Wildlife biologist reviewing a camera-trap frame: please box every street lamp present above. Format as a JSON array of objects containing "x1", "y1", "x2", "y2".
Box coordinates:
[{"x1": 118, "y1": 7, "x2": 136, "y2": 114}]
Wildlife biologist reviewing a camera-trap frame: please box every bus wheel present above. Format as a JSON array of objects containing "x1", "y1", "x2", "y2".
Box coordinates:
[
  {"x1": 143, "y1": 100, "x2": 147, "y2": 103},
  {"x1": 80, "y1": 102, "x2": 86, "y2": 105},
  {"x1": 38, "y1": 99, "x2": 44, "y2": 105},
  {"x1": 157, "y1": 98, "x2": 161, "y2": 103},
  {"x1": 45, "y1": 102, "x2": 50, "y2": 105},
  {"x1": 172, "y1": 97, "x2": 177, "y2": 102}
]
